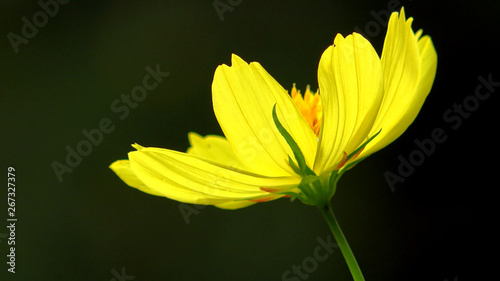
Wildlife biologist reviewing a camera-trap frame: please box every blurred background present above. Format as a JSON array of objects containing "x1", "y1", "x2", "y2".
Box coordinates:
[{"x1": 0, "y1": 0, "x2": 498, "y2": 280}]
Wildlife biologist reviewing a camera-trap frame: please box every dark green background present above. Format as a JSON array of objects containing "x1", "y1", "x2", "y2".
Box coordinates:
[{"x1": 1, "y1": 0, "x2": 498, "y2": 280}]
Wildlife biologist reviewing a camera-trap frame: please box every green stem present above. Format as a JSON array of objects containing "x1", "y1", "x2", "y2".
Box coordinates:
[{"x1": 318, "y1": 203, "x2": 365, "y2": 281}]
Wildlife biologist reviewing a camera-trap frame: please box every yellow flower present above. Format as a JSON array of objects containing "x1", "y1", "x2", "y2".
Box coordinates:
[{"x1": 110, "y1": 8, "x2": 437, "y2": 209}]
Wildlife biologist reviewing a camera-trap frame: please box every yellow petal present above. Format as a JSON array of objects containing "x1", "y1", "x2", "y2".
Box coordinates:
[
  {"x1": 361, "y1": 8, "x2": 437, "y2": 157},
  {"x1": 315, "y1": 33, "x2": 384, "y2": 174},
  {"x1": 212, "y1": 54, "x2": 317, "y2": 177},
  {"x1": 186, "y1": 132, "x2": 252, "y2": 170},
  {"x1": 414, "y1": 35, "x2": 438, "y2": 108},
  {"x1": 214, "y1": 200, "x2": 257, "y2": 210},
  {"x1": 128, "y1": 145, "x2": 301, "y2": 205},
  {"x1": 109, "y1": 160, "x2": 165, "y2": 197},
  {"x1": 214, "y1": 191, "x2": 288, "y2": 209}
]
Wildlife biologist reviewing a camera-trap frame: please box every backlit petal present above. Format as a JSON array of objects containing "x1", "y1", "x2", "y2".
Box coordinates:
[
  {"x1": 186, "y1": 132, "x2": 255, "y2": 172},
  {"x1": 214, "y1": 200, "x2": 257, "y2": 210},
  {"x1": 212, "y1": 54, "x2": 317, "y2": 177},
  {"x1": 315, "y1": 33, "x2": 383, "y2": 174},
  {"x1": 109, "y1": 160, "x2": 165, "y2": 197},
  {"x1": 128, "y1": 145, "x2": 301, "y2": 205},
  {"x1": 414, "y1": 35, "x2": 438, "y2": 111},
  {"x1": 361, "y1": 8, "x2": 436, "y2": 158}
]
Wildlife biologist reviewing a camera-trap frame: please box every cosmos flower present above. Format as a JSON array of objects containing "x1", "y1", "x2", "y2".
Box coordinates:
[{"x1": 110, "y1": 8, "x2": 437, "y2": 210}]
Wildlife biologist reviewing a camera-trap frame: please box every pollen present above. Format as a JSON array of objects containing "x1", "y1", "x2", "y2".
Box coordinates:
[{"x1": 290, "y1": 84, "x2": 322, "y2": 137}]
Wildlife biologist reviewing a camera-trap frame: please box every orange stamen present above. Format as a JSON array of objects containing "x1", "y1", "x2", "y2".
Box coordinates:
[{"x1": 290, "y1": 84, "x2": 322, "y2": 137}]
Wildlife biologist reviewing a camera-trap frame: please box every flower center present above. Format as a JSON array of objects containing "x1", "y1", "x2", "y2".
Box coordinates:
[{"x1": 291, "y1": 84, "x2": 322, "y2": 137}]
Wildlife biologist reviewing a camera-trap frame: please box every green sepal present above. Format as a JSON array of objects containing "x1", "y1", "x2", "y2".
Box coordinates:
[
  {"x1": 288, "y1": 156, "x2": 302, "y2": 176},
  {"x1": 346, "y1": 129, "x2": 381, "y2": 162},
  {"x1": 302, "y1": 174, "x2": 319, "y2": 185},
  {"x1": 328, "y1": 169, "x2": 339, "y2": 196},
  {"x1": 271, "y1": 105, "x2": 381, "y2": 208},
  {"x1": 272, "y1": 104, "x2": 315, "y2": 177},
  {"x1": 282, "y1": 191, "x2": 316, "y2": 206},
  {"x1": 328, "y1": 129, "x2": 382, "y2": 194},
  {"x1": 272, "y1": 104, "x2": 336, "y2": 206},
  {"x1": 333, "y1": 156, "x2": 366, "y2": 187}
]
